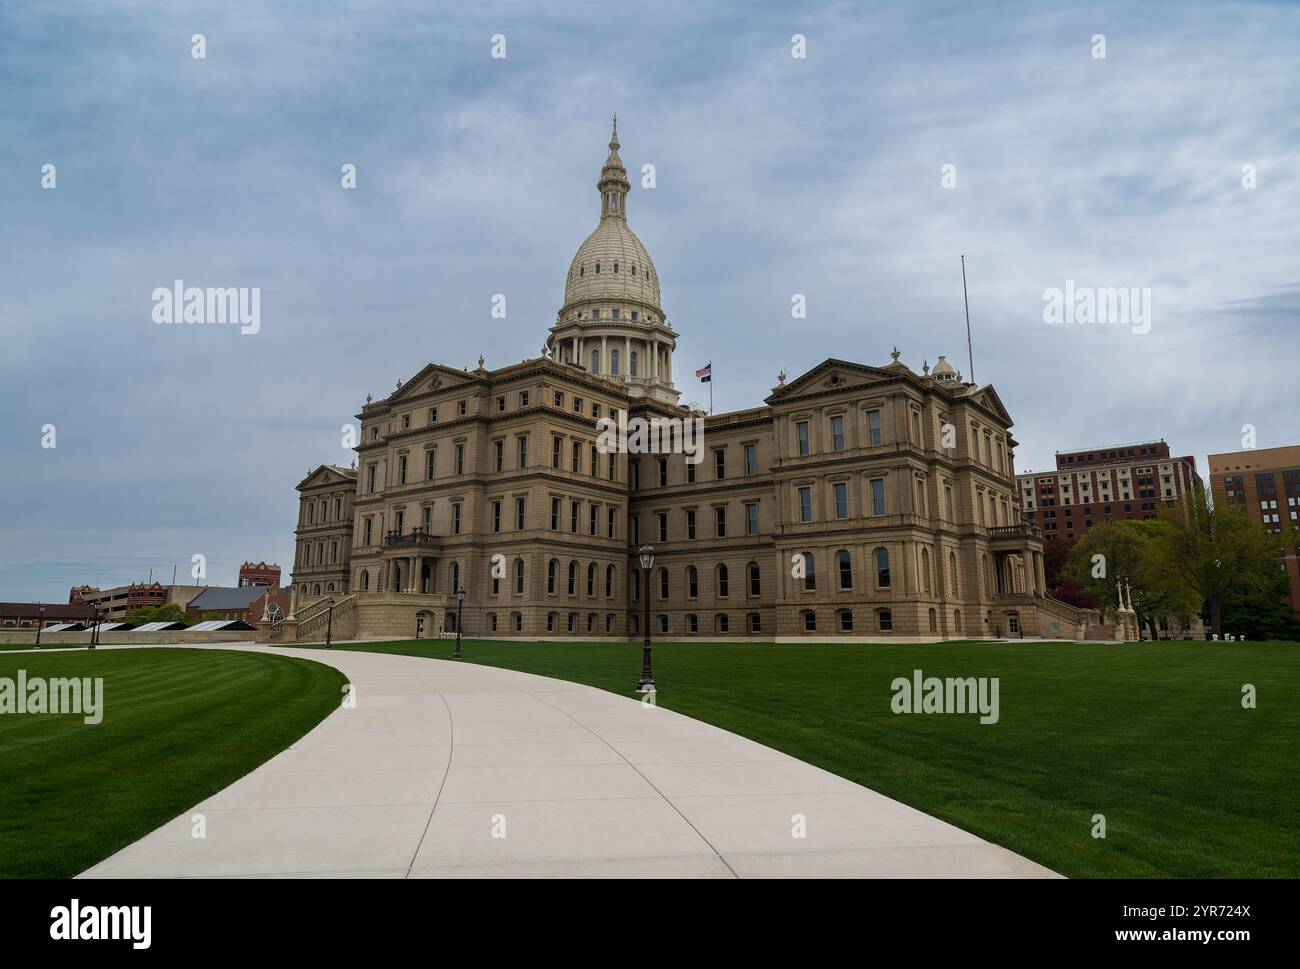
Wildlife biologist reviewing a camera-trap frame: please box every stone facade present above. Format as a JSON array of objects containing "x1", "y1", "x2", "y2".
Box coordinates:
[{"x1": 277, "y1": 121, "x2": 1076, "y2": 643}]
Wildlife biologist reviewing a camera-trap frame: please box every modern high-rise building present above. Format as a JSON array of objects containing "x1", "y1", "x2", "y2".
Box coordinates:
[
  {"x1": 1207, "y1": 444, "x2": 1300, "y2": 619},
  {"x1": 1017, "y1": 440, "x2": 1202, "y2": 545}
]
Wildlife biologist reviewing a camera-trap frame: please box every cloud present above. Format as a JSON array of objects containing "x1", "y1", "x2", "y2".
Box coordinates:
[{"x1": 1, "y1": 0, "x2": 1298, "y2": 599}]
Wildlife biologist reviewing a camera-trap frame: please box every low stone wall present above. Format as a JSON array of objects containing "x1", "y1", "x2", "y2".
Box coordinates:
[{"x1": 0, "y1": 631, "x2": 258, "y2": 647}]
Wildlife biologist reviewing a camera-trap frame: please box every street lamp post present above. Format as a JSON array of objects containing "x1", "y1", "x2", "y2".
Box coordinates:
[
  {"x1": 453, "y1": 587, "x2": 465, "y2": 658},
  {"x1": 35, "y1": 604, "x2": 45, "y2": 649},
  {"x1": 325, "y1": 597, "x2": 336, "y2": 648},
  {"x1": 90, "y1": 607, "x2": 102, "y2": 649},
  {"x1": 637, "y1": 545, "x2": 656, "y2": 693}
]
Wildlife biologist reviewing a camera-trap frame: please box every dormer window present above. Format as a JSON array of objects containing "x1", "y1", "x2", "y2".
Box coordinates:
[
  {"x1": 579, "y1": 266, "x2": 584, "y2": 277},
  {"x1": 595, "y1": 262, "x2": 601, "y2": 273},
  {"x1": 612, "y1": 308, "x2": 620, "y2": 320},
  {"x1": 591, "y1": 309, "x2": 599, "y2": 320},
  {"x1": 631, "y1": 311, "x2": 638, "y2": 321},
  {"x1": 613, "y1": 262, "x2": 619, "y2": 273}
]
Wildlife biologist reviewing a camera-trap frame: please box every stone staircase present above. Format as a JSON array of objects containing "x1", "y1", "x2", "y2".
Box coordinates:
[{"x1": 291, "y1": 594, "x2": 358, "y2": 643}]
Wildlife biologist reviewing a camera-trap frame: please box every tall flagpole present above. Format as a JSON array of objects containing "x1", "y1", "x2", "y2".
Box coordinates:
[
  {"x1": 961, "y1": 254, "x2": 975, "y2": 384},
  {"x1": 709, "y1": 365, "x2": 713, "y2": 416}
]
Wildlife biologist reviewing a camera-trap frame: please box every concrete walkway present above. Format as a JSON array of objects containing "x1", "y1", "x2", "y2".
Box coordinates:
[{"x1": 78, "y1": 643, "x2": 1058, "y2": 879}]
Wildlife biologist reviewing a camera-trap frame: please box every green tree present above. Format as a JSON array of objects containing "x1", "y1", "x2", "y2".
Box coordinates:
[
  {"x1": 126, "y1": 603, "x2": 190, "y2": 627},
  {"x1": 1218, "y1": 560, "x2": 1300, "y2": 641},
  {"x1": 1146, "y1": 496, "x2": 1285, "y2": 638}
]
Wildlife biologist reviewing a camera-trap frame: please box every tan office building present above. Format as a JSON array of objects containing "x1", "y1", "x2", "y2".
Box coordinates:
[{"x1": 280, "y1": 123, "x2": 1083, "y2": 643}]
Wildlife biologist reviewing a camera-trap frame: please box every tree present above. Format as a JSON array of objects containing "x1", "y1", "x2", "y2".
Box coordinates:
[
  {"x1": 1146, "y1": 496, "x2": 1285, "y2": 638},
  {"x1": 1218, "y1": 561, "x2": 1300, "y2": 641},
  {"x1": 1042, "y1": 537, "x2": 1073, "y2": 589},
  {"x1": 1061, "y1": 519, "x2": 1199, "y2": 637},
  {"x1": 126, "y1": 603, "x2": 190, "y2": 627}
]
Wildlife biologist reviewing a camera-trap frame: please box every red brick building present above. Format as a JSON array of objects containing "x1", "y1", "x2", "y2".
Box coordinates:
[
  {"x1": 1017, "y1": 440, "x2": 1203, "y2": 544},
  {"x1": 238, "y1": 561, "x2": 281, "y2": 588}
]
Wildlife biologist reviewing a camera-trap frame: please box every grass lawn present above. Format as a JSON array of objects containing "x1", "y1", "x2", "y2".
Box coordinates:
[
  {"x1": 0, "y1": 648, "x2": 346, "y2": 878},
  {"x1": 308, "y1": 637, "x2": 1299, "y2": 878}
]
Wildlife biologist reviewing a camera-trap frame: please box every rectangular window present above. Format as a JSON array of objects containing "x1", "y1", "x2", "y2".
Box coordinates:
[
  {"x1": 715, "y1": 506, "x2": 727, "y2": 538},
  {"x1": 745, "y1": 502, "x2": 758, "y2": 536},
  {"x1": 868, "y1": 410, "x2": 882, "y2": 446},
  {"x1": 834, "y1": 482, "x2": 848, "y2": 519},
  {"x1": 430, "y1": 407, "x2": 438, "y2": 423},
  {"x1": 515, "y1": 497, "x2": 526, "y2": 530},
  {"x1": 425, "y1": 450, "x2": 435, "y2": 480},
  {"x1": 452, "y1": 502, "x2": 462, "y2": 535},
  {"x1": 608, "y1": 452, "x2": 617, "y2": 480},
  {"x1": 492, "y1": 500, "x2": 501, "y2": 533},
  {"x1": 590, "y1": 445, "x2": 599, "y2": 477},
  {"x1": 715, "y1": 448, "x2": 726, "y2": 480},
  {"x1": 745, "y1": 443, "x2": 757, "y2": 475},
  {"x1": 574, "y1": 396, "x2": 583, "y2": 413},
  {"x1": 552, "y1": 435, "x2": 563, "y2": 469},
  {"x1": 364, "y1": 518, "x2": 373, "y2": 545},
  {"x1": 572, "y1": 440, "x2": 581, "y2": 473},
  {"x1": 455, "y1": 443, "x2": 465, "y2": 475},
  {"x1": 519, "y1": 390, "x2": 529, "y2": 407},
  {"x1": 687, "y1": 461, "x2": 696, "y2": 483},
  {"x1": 590, "y1": 504, "x2": 598, "y2": 536},
  {"x1": 570, "y1": 500, "x2": 580, "y2": 533},
  {"x1": 871, "y1": 479, "x2": 886, "y2": 516},
  {"x1": 686, "y1": 509, "x2": 697, "y2": 540},
  {"x1": 799, "y1": 486, "x2": 812, "y2": 523},
  {"x1": 797, "y1": 421, "x2": 810, "y2": 456},
  {"x1": 658, "y1": 512, "x2": 668, "y2": 543},
  {"x1": 496, "y1": 397, "x2": 505, "y2": 412},
  {"x1": 494, "y1": 440, "x2": 504, "y2": 473},
  {"x1": 517, "y1": 435, "x2": 528, "y2": 468},
  {"x1": 398, "y1": 455, "x2": 407, "y2": 484},
  {"x1": 608, "y1": 507, "x2": 616, "y2": 538},
  {"x1": 659, "y1": 458, "x2": 668, "y2": 487},
  {"x1": 831, "y1": 415, "x2": 844, "y2": 451},
  {"x1": 554, "y1": 391, "x2": 564, "y2": 408},
  {"x1": 550, "y1": 497, "x2": 560, "y2": 530}
]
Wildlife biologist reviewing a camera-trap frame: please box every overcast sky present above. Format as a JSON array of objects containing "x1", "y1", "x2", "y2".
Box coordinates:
[{"x1": 2, "y1": 0, "x2": 1298, "y2": 602}]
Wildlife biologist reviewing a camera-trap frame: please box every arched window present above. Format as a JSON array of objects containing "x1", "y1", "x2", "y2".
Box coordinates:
[
  {"x1": 717, "y1": 564, "x2": 729, "y2": 598},
  {"x1": 921, "y1": 547, "x2": 931, "y2": 594},
  {"x1": 802, "y1": 552, "x2": 816, "y2": 591},
  {"x1": 954, "y1": 609, "x2": 962, "y2": 632},
  {"x1": 929, "y1": 607, "x2": 938, "y2": 632},
  {"x1": 606, "y1": 565, "x2": 615, "y2": 598},
  {"x1": 587, "y1": 563, "x2": 596, "y2": 597},
  {"x1": 595, "y1": 261, "x2": 601, "y2": 273},
  {"x1": 301, "y1": 584, "x2": 308, "y2": 596},
  {"x1": 687, "y1": 566, "x2": 698, "y2": 599},
  {"x1": 547, "y1": 612, "x2": 557, "y2": 632},
  {"x1": 548, "y1": 558, "x2": 558, "y2": 594},
  {"x1": 876, "y1": 608, "x2": 893, "y2": 632},
  {"x1": 838, "y1": 609, "x2": 853, "y2": 632},
  {"x1": 360, "y1": 569, "x2": 369, "y2": 591},
  {"x1": 983, "y1": 554, "x2": 992, "y2": 596},
  {"x1": 687, "y1": 613, "x2": 698, "y2": 634},
  {"x1": 326, "y1": 582, "x2": 335, "y2": 592},
  {"x1": 611, "y1": 349, "x2": 620, "y2": 376},
  {"x1": 514, "y1": 558, "x2": 525, "y2": 594},
  {"x1": 450, "y1": 562, "x2": 460, "y2": 593},
  {"x1": 568, "y1": 560, "x2": 577, "y2": 595},
  {"x1": 313, "y1": 583, "x2": 321, "y2": 596},
  {"x1": 591, "y1": 349, "x2": 601, "y2": 374},
  {"x1": 875, "y1": 548, "x2": 891, "y2": 588},
  {"x1": 801, "y1": 609, "x2": 817, "y2": 631},
  {"x1": 748, "y1": 562, "x2": 761, "y2": 597},
  {"x1": 949, "y1": 550, "x2": 959, "y2": 595},
  {"x1": 630, "y1": 351, "x2": 638, "y2": 377},
  {"x1": 613, "y1": 262, "x2": 619, "y2": 273},
  {"x1": 837, "y1": 549, "x2": 852, "y2": 589},
  {"x1": 659, "y1": 567, "x2": 669, "y2": 600}
]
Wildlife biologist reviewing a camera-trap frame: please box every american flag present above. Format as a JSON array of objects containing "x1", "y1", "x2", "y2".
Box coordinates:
[{"x1": 696, "y1": 363, "x2": 712, "y2": 383}]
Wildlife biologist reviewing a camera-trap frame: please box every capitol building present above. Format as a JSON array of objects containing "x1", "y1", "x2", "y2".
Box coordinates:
[{"x1": 276, "y1": 122, "x2": 1087, "y2": 644}]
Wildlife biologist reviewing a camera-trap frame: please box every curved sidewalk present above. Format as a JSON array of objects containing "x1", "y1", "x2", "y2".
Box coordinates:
[{"x1": 80, "y1": 643, "x2": 1058, "y2": 879}]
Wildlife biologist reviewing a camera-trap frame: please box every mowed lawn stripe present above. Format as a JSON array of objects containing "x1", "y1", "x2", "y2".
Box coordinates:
[
  {"x1": 305, "y1": 638, "x2": 1299, "y2": 878},
  {"x1": 0, "y1": 648, "x2": 346, "y2": 878}
]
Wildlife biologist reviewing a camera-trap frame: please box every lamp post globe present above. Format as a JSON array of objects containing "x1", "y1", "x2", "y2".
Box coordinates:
[
  {"x1": 453, "y1": 587, "x2": 466, "y2": 659},
  {"x1": 637, "y1": 545, "x2": 656, "y2": 693}
]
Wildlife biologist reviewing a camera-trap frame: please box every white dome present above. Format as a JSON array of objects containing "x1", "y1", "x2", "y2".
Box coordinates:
[{"x1": 563, "y1": 220, "x2": 660, "y2": 310}]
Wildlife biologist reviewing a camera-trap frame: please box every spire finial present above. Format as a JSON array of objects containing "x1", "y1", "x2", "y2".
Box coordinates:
[{"x1": 612, "y1": 112, "x2": 618, "y2": 142}]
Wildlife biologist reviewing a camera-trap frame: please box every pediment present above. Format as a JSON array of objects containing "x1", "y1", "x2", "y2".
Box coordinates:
[
  {"x1": 297, "y1": 464, "x2": 357, "y2": 491},
  {"x1": 768, "y1": 358, "x2": 898, "y2": 402}
]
